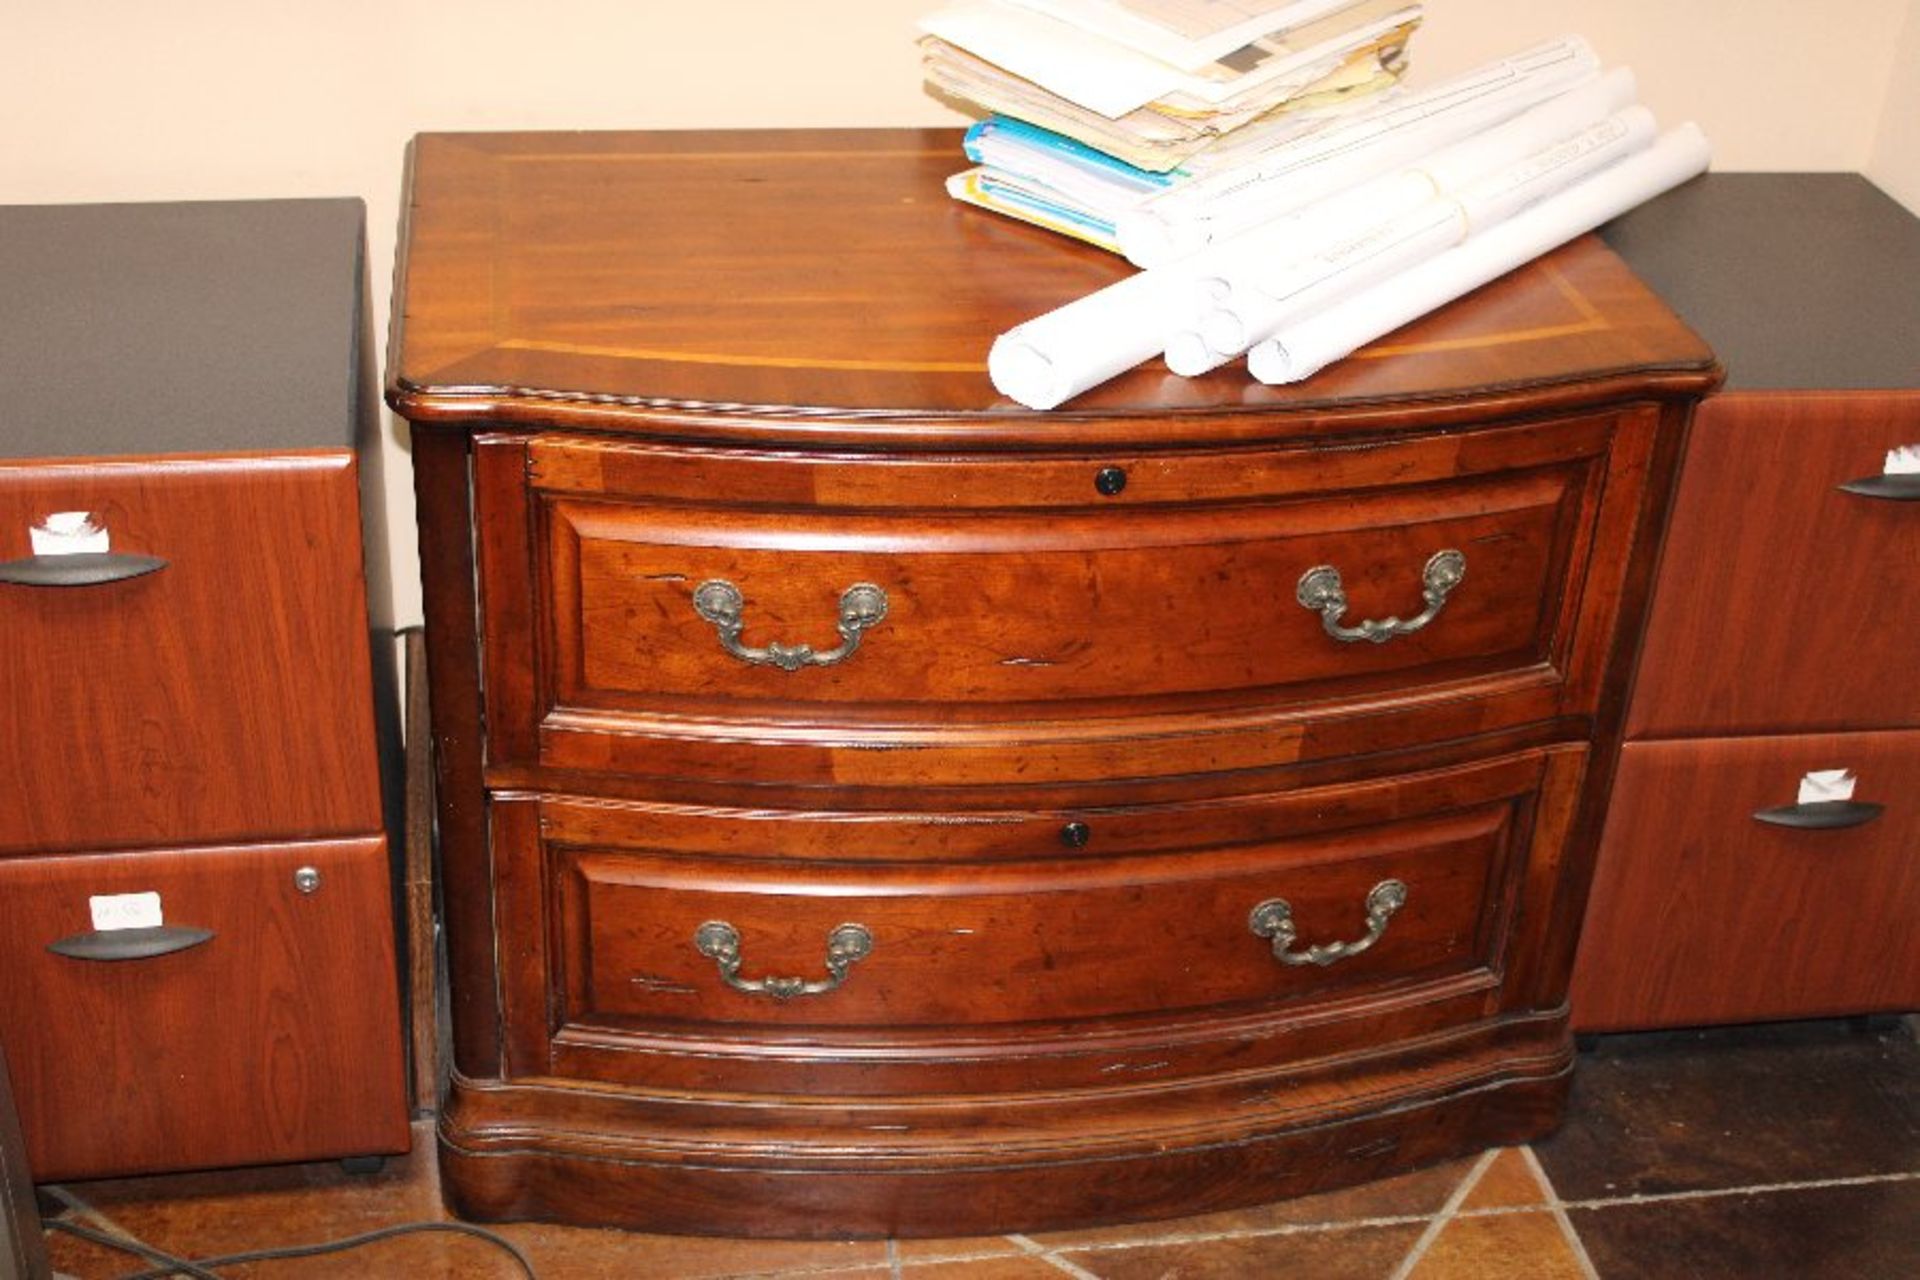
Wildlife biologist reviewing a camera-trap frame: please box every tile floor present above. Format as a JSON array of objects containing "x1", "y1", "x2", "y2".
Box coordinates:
[{"x1": 36, "y1": 1019, "x2": 1920, "y2": 1279}]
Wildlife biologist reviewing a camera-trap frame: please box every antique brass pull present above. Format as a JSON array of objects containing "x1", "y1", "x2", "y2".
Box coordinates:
[
  {"x1": 1296, "y1": 550, "x2": 1466, "y2": 644},
  {"x1": 691, "y1": 579, "x2": 888, "y2": 671},
  {"x1": 693, "y1": 921, "x2": 874, "y2": 999},
  {"x1": 1249, "y1": 880, "x2": 1408, "y2": 968}
]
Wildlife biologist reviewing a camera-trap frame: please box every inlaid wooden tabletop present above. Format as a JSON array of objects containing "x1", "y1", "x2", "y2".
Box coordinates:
[{"x1": 389, "y1": 129, "x2": 1714, "y2": 432}]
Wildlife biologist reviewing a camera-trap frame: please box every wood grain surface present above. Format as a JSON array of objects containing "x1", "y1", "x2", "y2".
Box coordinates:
[
  {"x1": 0, "y1": 837, "x2": 410, "y2": 1180},
  {"x1": 1572, "y1": 730, "x2": 1920, "y2": 1030},
  {"x1": 0, "y1": 454, "x2": 383, "y2": 854}
]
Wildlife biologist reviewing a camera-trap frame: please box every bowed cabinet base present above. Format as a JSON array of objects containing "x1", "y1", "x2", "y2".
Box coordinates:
[{"x1": 434, "y1": 1019, "x2": 1573, "y2": 1238}]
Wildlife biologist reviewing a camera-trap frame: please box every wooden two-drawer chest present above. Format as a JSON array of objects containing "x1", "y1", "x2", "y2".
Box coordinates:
[
  {"x1": 1574, "y1": 175, "x2": 1920, "y2": 1028},
  {"x1": 0, "y1": 201, "x2": 411, "y2": 1180},
  {"x1": 389, "y1": 130, "x2": 1716, "y2": 1237}
]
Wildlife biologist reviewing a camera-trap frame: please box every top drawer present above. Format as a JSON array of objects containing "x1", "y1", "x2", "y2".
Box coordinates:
[
  {"x1": 1627, "y1": 391, "x2": 1920, "y2": 738},
  {"x1": 0, "y1": 455, "x2": 383, "y2": 854},
  {"x1": 477, "y1": 409, "x2": 1658, "y2": 784}
]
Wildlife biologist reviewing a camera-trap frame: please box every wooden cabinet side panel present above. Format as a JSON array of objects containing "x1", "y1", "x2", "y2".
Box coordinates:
[{"x1": 410, "y1": 427, "x2": 501, "y2": 1077}]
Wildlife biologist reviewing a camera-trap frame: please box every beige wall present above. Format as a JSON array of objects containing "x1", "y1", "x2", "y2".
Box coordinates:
[
  {"x1": 1869, "y1": 0, "x2": 1920, "y2": 210},
  {"x1": 7, "y1": 0, "x2": 1916, "y2": 627}
]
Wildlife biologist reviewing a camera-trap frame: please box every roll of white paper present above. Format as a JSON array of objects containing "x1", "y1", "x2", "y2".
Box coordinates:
[
  {"x1": 1115, "y1": 35, "x2": 1601, "y2": 267},
  {"x1": 1210, "y1": 105, "x2": 1658, "y2": 363},
  {"x1": 1247, "y1": 123, "x2": 1713, "y2": 385},
  {"x1": 1205, "y1": 200, "x2": 1467, "y2": 358},
  {"x1": 1416, "y1": 67, "x2": 1637, "y2": 195},
  {"x1": 988, "y1": 269, "x2": 1184, "y2": 410},
  {"x1": 1454, "y1": 105, "x2": 1659, "y2": 229}
]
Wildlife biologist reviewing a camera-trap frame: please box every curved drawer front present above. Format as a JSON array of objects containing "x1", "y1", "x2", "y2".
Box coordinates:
[
  {"x1": 493, "y1": 748, "x2": 1586, "y2": 1093},
  {"x1": 479, "y1": 411, "x2": 1651, "y2": 781}
]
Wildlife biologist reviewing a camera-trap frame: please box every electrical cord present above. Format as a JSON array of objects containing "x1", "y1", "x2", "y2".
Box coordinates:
[
  {"x1": 43, "y1": 1220, "x2": 222, "y2": 1280},
  {"x1": 47, "y1": 1214, "x2": 539, "y2": 1279}
]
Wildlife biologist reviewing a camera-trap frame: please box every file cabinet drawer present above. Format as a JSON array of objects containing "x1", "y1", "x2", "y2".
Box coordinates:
[
  {"x1": 1573, "y1": 730, "x2": 1920, "y2": 1030},
  {"x1": 494, "y1": 747, "x2": 1584, "y2": 1095},
  {"x1": 0, "y1": 456, "x2": 382, "y2": 854},
  {"x1": 0, "y1": 835, "x2": 409, "y2": 1180},
  {"x1": 476, "y1": 410, "x2": 1653, "y2": 785}
]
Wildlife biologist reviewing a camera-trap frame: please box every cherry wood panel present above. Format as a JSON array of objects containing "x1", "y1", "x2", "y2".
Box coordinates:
[
  {"x1": 0, "y1": 455, "x2": 383, "y2": 855},
  {"x1": 1571, "y1": 731, "x2": 1920, "y2": 1031},
  {"x1": 473, "y1": 408, "x2": 1667, "y2": 788},
  {"x1": 389, "y1": 130, "x2": 1713, "y2": 436},
  {"x1": 0, "y1": 837, "x2": 410, "y2": 1180},
  {"x1": 440, "y1": 1012, "x2": 1572, "y2": 1238},
  {"x1": 550, "y1": 474, "x2": 1570, "y2": 707},
  {"x1": 1626, "y1": 391, "x2": 1920, "y2": 738},
  {"x1": 561, "y1": 816, "x2": 1504, "y2": 1030},
  {"x1": 494, "y1": 748, "x2": 1587, "y2": 1095}
]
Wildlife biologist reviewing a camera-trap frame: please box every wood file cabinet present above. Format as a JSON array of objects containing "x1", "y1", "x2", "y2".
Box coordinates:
[
  {"x1": 389, "y1": 129, "x2": 1716, "y2": 1237},
  {"x1": 1573, "y1": 175, "x2": 1920, "y2": 1029},
  {"x1": 0, "y1": 201, "x2": 411, "y2": 1179}
]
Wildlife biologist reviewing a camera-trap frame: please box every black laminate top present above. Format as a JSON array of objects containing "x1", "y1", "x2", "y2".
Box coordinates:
[
  {"x1": 1, "y1": 199, "x2": 366, "y2": 460},
  {"x1": 1601, "y1": 173, "x2": 1920, "y2": 392}
]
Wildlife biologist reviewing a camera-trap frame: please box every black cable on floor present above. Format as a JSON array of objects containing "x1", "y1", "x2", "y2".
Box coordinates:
[
  {"x1": 43, "y1": 1219, "x2": 222, "y2": 1280},
  {"x1": 49, "y1": 1215, "x2": 539, "y2": 1279}
]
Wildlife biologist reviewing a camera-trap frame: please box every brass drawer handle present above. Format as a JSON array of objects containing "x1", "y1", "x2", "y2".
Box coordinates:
[
  {"x1": 693, "y1": 921, "x2": 874, "y2": 999},
  {"x1": 1296, "y1": 550, "x2": 1466, "y2": 644},
  {"x1": 1249, "y1": 880, "x2": 1408, "y2": 968},
  {"x1": 691, "y1": 579, "x2": 889, "y2": 671}
]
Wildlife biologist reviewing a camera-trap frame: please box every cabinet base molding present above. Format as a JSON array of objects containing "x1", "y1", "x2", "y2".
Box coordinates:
[{"x1": 436, "y1": 1018, "x2": 1573, "y2": 1238}]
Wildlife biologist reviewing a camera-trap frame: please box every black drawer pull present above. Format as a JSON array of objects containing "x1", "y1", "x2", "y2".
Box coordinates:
[
  {"x1": 47, "y1": 925, "x2": 214, "y2": 962},
  {"x1": 1837, "y1": 474, "x2": 1920, "y2": 501},
  {"x1": 1751, "y1": 800, "x2": 1885, "y2": 830},
  {"x1": 0, "y1": 552, "x2": 168, "y2": 587}
]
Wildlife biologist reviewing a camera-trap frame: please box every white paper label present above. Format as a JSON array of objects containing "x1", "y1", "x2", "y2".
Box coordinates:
[
  {"x1": 1796, "y1": 769, "x2": 1857, "y2": 806},
  {"x1": 88, "y1": 891, "x2": 163, "y2": 932},
  {"x1": 29, "y1": 511, "x2": 110, "y2": 556},
  {"x1": 1884, "y1": 445, "x2": 1920, "y2": 476}
]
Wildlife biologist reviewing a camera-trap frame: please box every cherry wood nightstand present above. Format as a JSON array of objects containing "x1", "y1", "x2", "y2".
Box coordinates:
[{"x1": 0, "y1": 200, "x2": 410, "y2": 1180}]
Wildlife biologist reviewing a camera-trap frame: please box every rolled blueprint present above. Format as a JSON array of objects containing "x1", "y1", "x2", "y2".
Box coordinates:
[
  {"x1": 1211, "y1": 105, "x2": 1658, "y2": 353},
  {"x1": 1114, "y1": 35, "x2": 1601, "y2": 267},
  {"x1": 1159, "y1": 73, "x2": 1643, "y2": 376},
  {"x1": 994, "y1": 168, "x2": 1432, "y2": 403},
  {"x1": 1247, "y1": 123, "x2": 1713, "y2": 385},
  {"x1": 1181, "y1": 66, "x2": 1636, "y2": 306},
  {"x1": 989, "y1": 269, "x2": 1183, "y2": 410}
]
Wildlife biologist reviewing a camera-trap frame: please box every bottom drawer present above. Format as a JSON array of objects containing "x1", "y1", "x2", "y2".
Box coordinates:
[
  {"x1": 1573, "y1": 730, "x2": 1920, "y2": 1030},
  {"x1": 498, "y1": 747, "x2": 1589, "y2": 1094},
  {"x1": 0, "y1": 836, "x2": 411, "y2": 1180}
]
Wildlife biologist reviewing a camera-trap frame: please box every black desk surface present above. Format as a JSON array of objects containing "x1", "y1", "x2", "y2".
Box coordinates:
[
  {"x1": 1601, "y1": 173, "x2": 1920, "y2": 392},
  {"x1": 0, "y1": 199, "x2": 366, "y2": 460}
]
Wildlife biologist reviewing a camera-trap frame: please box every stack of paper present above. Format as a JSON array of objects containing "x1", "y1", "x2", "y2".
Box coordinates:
[
  {"x1": 981, "y1": 42, "x2": 1712, "y2": 409},
  {"x1": 923, "y1": 0, "x2": 1423, "y2": 249}
]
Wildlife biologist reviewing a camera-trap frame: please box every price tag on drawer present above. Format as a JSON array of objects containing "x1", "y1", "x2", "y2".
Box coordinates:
[
  {"x1": 29, "y1": 511, "x2": 110, "y2": 556},
  {"x1": 1797, "y1": 769, "x2": 1857, "y2": 805},
  {"x1": 89, "y1": 891, "x2": 163, "y2": 932}
]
